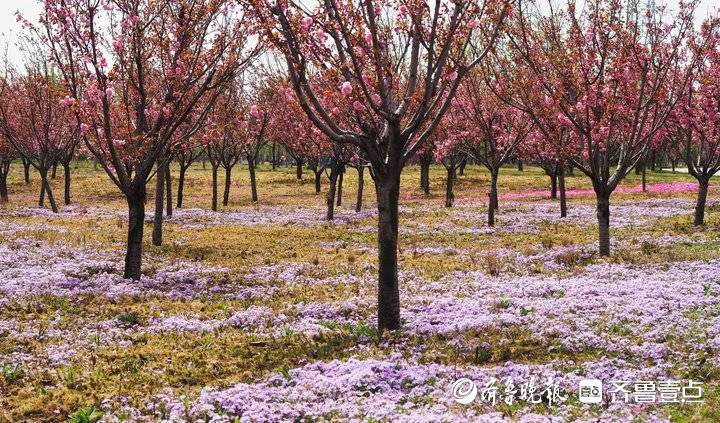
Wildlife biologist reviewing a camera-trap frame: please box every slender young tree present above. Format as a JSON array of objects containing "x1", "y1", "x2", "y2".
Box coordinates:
[
  {"x1": 510, "y1": 0, "x2": 704, "y2": 255},
  {"x1": 0, "y1": 68, "x2": 78, "y2": 213},
  {"x1": 673, "y1": 25, "x2": 720, "y2": 226},
  {"x1": 38, "y1": 0, "x2": 260, "y2": 279}
]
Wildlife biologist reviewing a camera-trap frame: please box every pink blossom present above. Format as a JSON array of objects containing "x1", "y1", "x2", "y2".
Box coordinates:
[{"x1": 340, "y1": 81, "x2": 352, "y2": 96}]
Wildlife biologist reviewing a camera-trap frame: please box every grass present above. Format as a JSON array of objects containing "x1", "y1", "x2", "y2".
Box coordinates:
[{"x1": 1, "y1": 160, "x2": 718, "y2": 421}]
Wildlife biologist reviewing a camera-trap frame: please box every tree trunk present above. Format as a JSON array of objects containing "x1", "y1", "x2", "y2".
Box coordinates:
[
  {"x1": 295, "y1": 158, "x2": 303, "y2": 180},
  {"x1": 39, "y1": 170, "x2": 59, "y2": 213},
  {"x1": 596, "y1": 193, "x2": 611, "y2": 256},
  {"x1": 222, "y1": 166, "x2": 232, "y2": 206},
  {"x1": 420, "y1": 162, "x2": 430, "y2": 195},
  {"x1": 550, "y1": 170, "x2": 558, "y2": 199},
  {"x1": 176, "y1": 166, "x2": 186, "y2": 208},
  {"x1": 459, "y1": 158, "x2": 467, "y2": 176},
  {"x1": 517, "y1": 161, "x2": 523, "y2": 171},
  {"x1": 124, "y1": 191, "x2": 146, "y2": 280},
  {"x1": 22, "y1": 159, "x2": 31, "y2": 183},
  {"x1": 445, "y1": 166, "x2": 455, "y2": 208},
  {"x1": 488, "y1": 170, "x2": 499, "y2": 226},
  {"x1": 165, "y1": 163, "x2": 173, "y2": 217},
  {"x1": 375, "y1": 173, "x2": 401, "y2": 331},
  {"x1": 51, "y1": 161, "x2": 58, "y2": 179},
  {"x1": 567, "y1": 165, "x2": 574, "y2": 176},
  {"x1": 336, "y1": 167, "x2": 344, "y2": 207},
  {"x1": 671, "y1": 160, "x2": 676, "y2": 173},
  {"x1": 314, "y1": 169, "x2": 322, "y2": 194},
  {"x1": 63, "y1": 162, "x2": 71, "y2": 205},
  {"x1": 355, "y1": 166, "x2": 364, "y2": 212},
  {"x1": 152, "y1": 164, "x2": 165, "y2": 246},
  {"x1": 558, "y1": 164, "x2": 567, "y2": 218},
  {"x1": 694, "y1": 179, "x2": 709, "y2": 226},
  {"x1": 39, "y1": 175, "x2": 45, "y2": 207},
  {"x1": 642, "y1": 166, "x2": 647, "y2": 193},
  {"x1": 272, "y1": 143, "x2": 276, "y2": 171},
  {"x1": 0, "y1": 161, "x2": 9, "y2": 203},
  {"x1": 326, "y1": 162, "x2": 340, "y2": 220},
  {"x1": 249, "y1": 159, "x2": 258, "y2": 202},
  {"x1": 211, "y1": 165, "x2": 219, "y2": 211}
]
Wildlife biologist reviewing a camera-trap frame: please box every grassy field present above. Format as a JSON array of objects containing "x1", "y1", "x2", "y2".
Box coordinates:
[{"x1": 0, "y1": 160, "x2": 719, "y2": 422}]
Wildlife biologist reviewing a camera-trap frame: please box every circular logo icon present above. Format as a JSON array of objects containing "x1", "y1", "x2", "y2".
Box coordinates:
[{"x1": 452, "y1": 378, "x2": 478, "y2": 404}]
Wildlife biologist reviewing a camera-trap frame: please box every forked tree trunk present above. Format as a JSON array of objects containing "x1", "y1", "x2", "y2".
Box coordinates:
[
  {"x1": 22, "y1": 159, "x2": 31, "y2": 183},
  {"x1": 596, "y1": 192, "x2": 611, "y2": 256},
  {"x1": 249, "y1": 158, "x2": 258, "y2": 202},
  {"x1": 445, "y1": 166, "x2": 455, "y2": 208},
  {"x1": 326, "y1": 162, "x2": 340, "y2": 220},
  {"x1": 694, "y1": 179, "x2": 709, "y2": 226},
  {"x1": 0, "y1": 160, "x2": 9, "y2": 203},
  {"x1": 63, "y1": 162, "x2": 71, "y2": 205},
  {"x1": 336, "y1": 167, "x2": 344, "y2": 207},
  {"x1": 558, "y1": 165, "x2": 567, "y2": 218},
  {"x1": 177, "y1": 165, "x2": 187, "y2": 208},
  {"x1": 165, "y1": 163, "x2": 172, "y2": 217},
  {"x1": 295, "y1": 158, "x2": 303, "y2": 180},
  {"x1": 355, "y1": 166, "x2": 364, "y2": 212},
  {"x1": 40, "y1": 169, "x2": 59, "y2": 213},
  {"x1": 152, "y1": 164, "x2": 165, "y2": 246},
  {"x1": 125, "y1": 190, "x2": 146, "y2": 280},
  {"x1": 211, "y1": 164, "x2": 219, "y2": 211},
  {"x1": 375, "y1": 171, "x2": 401, "y2": 331},
  {"x1": 223, "y1": 166, "x2": 232, "y2": 206}
]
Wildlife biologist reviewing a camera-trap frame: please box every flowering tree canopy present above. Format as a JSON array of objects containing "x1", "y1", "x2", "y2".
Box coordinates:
[
  {"x1": 250, "y1": 0, "x2": 512, "y2": 331},
  {"x1": 36, "y1": 0, "x2": 262, "y2": 279}
]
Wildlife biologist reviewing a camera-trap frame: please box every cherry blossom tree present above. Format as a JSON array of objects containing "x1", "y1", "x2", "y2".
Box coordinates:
[
  {"x1": 251, "y1": 0, "x2": 510, "y2": 330},
  {"x1": 455, "y1": 70, "x2": 534, "y2": 225},
  {"x1": 39, "y1": 0, "x2": 261, "y2": 279},
  {"x1": 510, "y1": 0, "x2": 703, "y2": 255},
  {"x1": 0, "y1": 67, "x2": 78, "y2": 213},
  {"x1": 673, "y1": 21, "x2": 720, "y2": 226}
]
